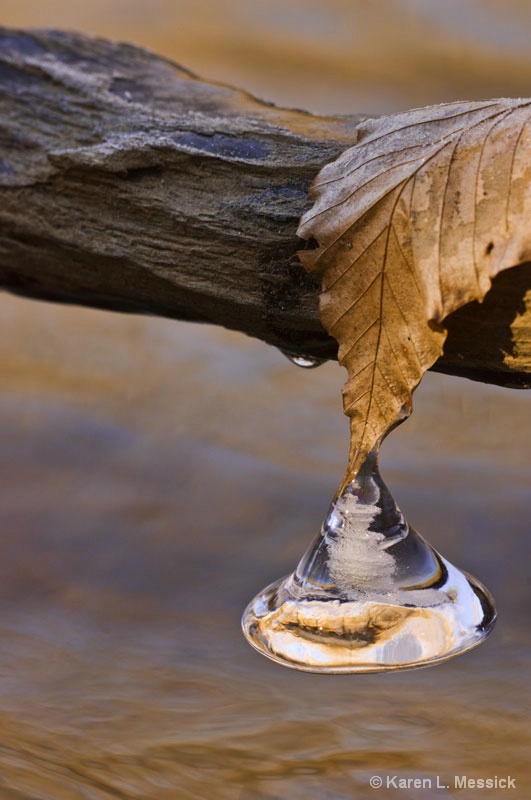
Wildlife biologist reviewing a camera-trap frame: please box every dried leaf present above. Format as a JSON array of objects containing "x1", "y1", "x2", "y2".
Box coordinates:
[{"x1": 297, "y1": 99, "x2": 531, "y2": 485}]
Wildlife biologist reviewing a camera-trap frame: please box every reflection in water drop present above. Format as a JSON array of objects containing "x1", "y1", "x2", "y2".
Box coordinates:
[
  {"x1": 279, "y1": 349, "x2": 328, "y2": 369},
  {"x1": 242, "y1": 447, "x2": 496, "y2": 673}
]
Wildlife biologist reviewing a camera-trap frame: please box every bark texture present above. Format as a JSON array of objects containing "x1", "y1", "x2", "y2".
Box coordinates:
[{"x1": 1, "y1": 28, "x2": 531, "y2": 386}]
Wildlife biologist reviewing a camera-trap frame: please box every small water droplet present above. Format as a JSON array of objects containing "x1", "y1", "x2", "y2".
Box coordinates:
[{"x1": 279, "y1": 349, "x2": 327, "y2": 369}]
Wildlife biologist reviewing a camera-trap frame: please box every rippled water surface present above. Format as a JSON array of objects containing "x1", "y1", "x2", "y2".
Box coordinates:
[{"x1": 1, "y1": 2, "x2": 531, "y2": 798}]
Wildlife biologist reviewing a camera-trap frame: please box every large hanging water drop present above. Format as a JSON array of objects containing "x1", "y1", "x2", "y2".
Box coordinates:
[{"x1": 242, "y1": 445, "x2": 495, "y2": 673}]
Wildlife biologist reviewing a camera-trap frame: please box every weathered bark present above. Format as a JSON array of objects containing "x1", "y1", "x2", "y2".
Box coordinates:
[{"x1": 1, "y1": 27, "x2": 530, "y2": 387}]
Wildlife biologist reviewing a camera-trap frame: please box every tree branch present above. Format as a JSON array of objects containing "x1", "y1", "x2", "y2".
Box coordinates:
[{"x1": 1, "y1": 28, "x2": 530, "y2": 386}]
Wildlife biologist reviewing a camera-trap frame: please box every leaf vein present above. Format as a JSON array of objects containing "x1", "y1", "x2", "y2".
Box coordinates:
[
  {"x1": 303, "y1": 157, "x2": 427, "y2": 228},
  {"x1": 328, "y1": 270, "x2": 381, "y2": 329},
  {"x1": 358, "y1": 187, "x2": 405, "y2": 450},
  {"x1": 357, "y1": 100, "x2": 518, "y2": 149},
  {"x1": 390, "y1": 223, "x2": 423, "y2": 298},
  {"x1": 343, "y1": 389, "x2": 371, "y2": 415},
  {"x1": 505, "y1": 108, "x2": 531, "y2": 233},
  {"x1": 472, "y1": 108, "x2": 516, "y2": 283},
  {"x1": 382, "y1": 327, "x2": 411, "y2": 390},
  {"x1": 314, "y1": 101, "x2": 513, "y2": 189},
  {"x1": 437, "y1": 134, "x2": 467, "y2": 303},
  {"x1": 383, "y1": 274, "x2": 424, "y2": 369},
  {"x1": 339, "y1": 318, "x2": 379, "y2": 363}
]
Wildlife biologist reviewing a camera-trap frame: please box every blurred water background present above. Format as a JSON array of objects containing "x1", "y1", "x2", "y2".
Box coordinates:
[{"x1": 0, "y1": 2, "x2": 530, "y2": 798}]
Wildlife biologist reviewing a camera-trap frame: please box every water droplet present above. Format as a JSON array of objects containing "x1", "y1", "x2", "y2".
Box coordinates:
[
  {"x1": 279, "y1": 349, "x2": 327, "y2": 369},
  {"x1": 242, "y1": 445, "x2": 496, "y2": 673}
]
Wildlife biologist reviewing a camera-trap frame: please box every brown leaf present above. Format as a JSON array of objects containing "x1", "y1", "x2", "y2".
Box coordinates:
[{"x1": 297, "y1": 99, "x2": 531, "y2": 486}]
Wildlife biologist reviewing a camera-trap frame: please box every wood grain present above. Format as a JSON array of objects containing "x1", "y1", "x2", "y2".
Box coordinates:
[{"x1": 1, "y1": 28, "x2": 530, "y2": 387}]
